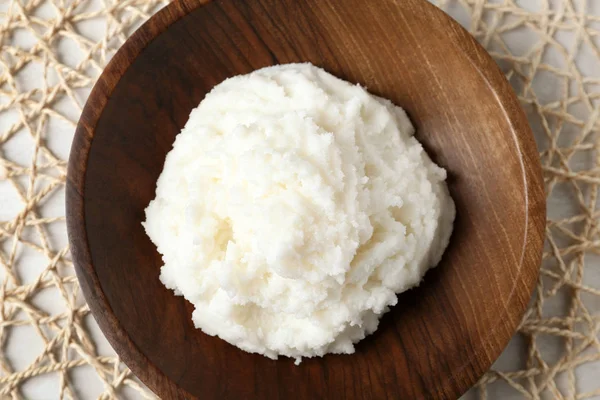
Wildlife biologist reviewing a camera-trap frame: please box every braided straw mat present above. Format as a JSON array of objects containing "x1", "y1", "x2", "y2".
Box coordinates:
[{"x1": 1, "y1": 0, "x2": 599, "y2": 398}]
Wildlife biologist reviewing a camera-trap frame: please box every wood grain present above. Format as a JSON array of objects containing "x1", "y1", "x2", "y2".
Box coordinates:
[{"x1": 66, "y1": 0, "x2": 546, "y2": 398}]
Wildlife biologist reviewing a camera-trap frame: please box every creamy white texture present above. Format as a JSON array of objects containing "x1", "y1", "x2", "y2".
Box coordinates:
[{"x1": 143, "y1": 63, "x2": 455, "y2": 362}]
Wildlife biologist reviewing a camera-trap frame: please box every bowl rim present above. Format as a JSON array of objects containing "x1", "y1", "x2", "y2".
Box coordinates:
[{"x1": 66, "y1": 0, "x2": 546, "y2": 398}]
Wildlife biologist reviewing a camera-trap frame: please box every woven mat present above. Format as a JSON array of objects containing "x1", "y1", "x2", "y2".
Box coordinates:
[{"x1": 0, "y1": 0, "x2": 599, "y2": 398}]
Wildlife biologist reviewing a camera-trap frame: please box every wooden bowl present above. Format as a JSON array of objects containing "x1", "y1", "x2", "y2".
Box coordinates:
[{"x1": 66, "y1": 0, "x2": 546, "y2": 398}]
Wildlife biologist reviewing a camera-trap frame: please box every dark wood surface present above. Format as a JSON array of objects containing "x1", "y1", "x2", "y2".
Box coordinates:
[{"x1": 66, "y1": 0, "x2": 546, "y2": 398}]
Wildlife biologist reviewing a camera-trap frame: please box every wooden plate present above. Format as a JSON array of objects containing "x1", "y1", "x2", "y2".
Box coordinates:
[{"x1": 66, "y1": 0, "x2": 546, "y2": 398}]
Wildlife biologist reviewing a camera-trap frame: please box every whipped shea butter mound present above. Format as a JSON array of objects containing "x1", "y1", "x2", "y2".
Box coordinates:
[{"x1": 143, "y1": 63, "x2": 455, "y2": 363}]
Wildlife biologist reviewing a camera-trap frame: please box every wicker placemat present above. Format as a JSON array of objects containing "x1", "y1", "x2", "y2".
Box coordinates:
[{"x1": 1, "y1": 0, "x2": 599, "y2": 398}]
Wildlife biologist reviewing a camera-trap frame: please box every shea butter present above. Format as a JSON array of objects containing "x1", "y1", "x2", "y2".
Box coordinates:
[{"x1": 143, "y1": 63, "x2": 455, "y2": 363}]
